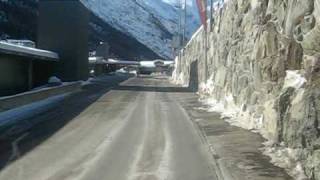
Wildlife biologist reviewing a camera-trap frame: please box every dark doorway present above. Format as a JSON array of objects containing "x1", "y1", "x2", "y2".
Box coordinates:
[{"x1": 189, "y1": 60, "x2": 199, "y2": 92}]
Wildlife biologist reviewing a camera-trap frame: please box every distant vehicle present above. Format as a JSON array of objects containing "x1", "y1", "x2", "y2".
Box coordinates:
[{"x1": 138, "y1": 66, "x2": 153, "y2": 75}]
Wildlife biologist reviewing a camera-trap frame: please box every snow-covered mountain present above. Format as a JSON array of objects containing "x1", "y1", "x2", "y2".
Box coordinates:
[{"x1": 81, "y1": 0, "x2": 201, "y2": 59}]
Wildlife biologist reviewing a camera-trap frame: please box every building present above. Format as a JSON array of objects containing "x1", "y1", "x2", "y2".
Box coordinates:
[
  {"x1": 96, "y1": 42, "x2": 110, "y2": 59},
  {"x1": 37, "y1": 0, "x2": 90, "y2": 81},
  {"x1": 0, "y1": 41, "x2": 59, "y2": 96},
  {"x1": 88, "y1": 56, "x2": 108, "y2": 76}
]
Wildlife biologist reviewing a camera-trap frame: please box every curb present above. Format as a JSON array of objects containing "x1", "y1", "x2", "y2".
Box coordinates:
[{"x1": 189, "y1": 114, "x2": 232, "y2": 180}]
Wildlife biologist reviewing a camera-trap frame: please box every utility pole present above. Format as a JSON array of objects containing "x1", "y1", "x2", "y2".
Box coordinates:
[
  {"x1": 177, "y1": 0, "x2": 182, "y2": 74},
  {"x1": 210, "y1": 0, "x2": 213, "y2": 31},
  {"x1": 182, "y1": 0, "x2": 187, "y2": 45},
  {"x1": 178, "y1": 0, "x2": 182, "y2": 50}
]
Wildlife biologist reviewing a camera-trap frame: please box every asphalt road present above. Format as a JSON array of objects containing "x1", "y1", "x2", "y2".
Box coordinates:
[{"x1": 0, "y1": 75, "x2": 218, "y2": 180}]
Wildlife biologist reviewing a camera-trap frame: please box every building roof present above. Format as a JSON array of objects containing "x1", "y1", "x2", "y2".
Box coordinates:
[
  {"x1": 0, "y1": 41, "x2": 59, "y2": 61},
  {"x1": 107, "y1": 59, "x2": 140, "y2": 65},
  {"x1": 89, "y1": 56, "x2": 107, "y2": 64},
  {"x1": 140, "y1": 60, "x2": 174, "y2": 67},
  {"x1": 88, "y1": 57, "x2": 174, "y2": 67}
]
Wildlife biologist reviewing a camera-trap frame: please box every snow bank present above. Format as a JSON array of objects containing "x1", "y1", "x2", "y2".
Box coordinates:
[
  {"x1": 198, "y1": 71, "x2": 307, "y2": 134},
  {"x1": 195, "y1": 70, "x2": 309, "y2": 179},
  {"x1": 171, "y1": 57, "x2": 188, "y2": 87},
  {"x1": 176, "y1": 73, "x2": 188, "y2": 87},
  {"x1": 261, "y1": 141, "x2": 308, "y2": 180},
  {"x1": 81, "y1": 78, "x2": 95, "y2": 86}
]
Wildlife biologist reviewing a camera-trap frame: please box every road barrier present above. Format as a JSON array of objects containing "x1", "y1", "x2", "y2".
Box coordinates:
[{"x1": 0, "y1": 82, "x2": 81, "y2": 112}]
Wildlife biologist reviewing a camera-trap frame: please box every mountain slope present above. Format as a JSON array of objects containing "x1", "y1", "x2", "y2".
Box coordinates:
[
  {"x1": 0, "y1": 0, "x2": 202, "y2": 60},
  {"x1": 0, "y1": 0, "x2": 38, "y2": 40},
  {"x1": 81, "y1": 0, "x2": 201, "y2": 59}
]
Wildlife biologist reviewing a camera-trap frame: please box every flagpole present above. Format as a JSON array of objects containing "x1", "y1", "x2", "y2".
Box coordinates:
[
  {"x1": 204, "y1": 0, "x2": 208, "y2": 81},
  {"x1": 204, "y1": 23, "x2": 208, "y2": 81},
  {"x1": 210, "y1": 0, "x2": 213, "y2": 31},
  {"x1": 196, "y1": 0, "x2": 208, "y2": 81},
  {"x1": 179, "y1": 0, "x2": 182, "y2": 73},
  {"x1": 178, "y1": 0, "x2": 182, "y2": 46}
]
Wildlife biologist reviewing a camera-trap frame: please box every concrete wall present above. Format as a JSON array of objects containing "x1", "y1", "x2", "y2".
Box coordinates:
[
  {"x1": 0, "y1": 82, "x2": 81, "y2": 112},
  {"x1": 173, "y1": 0, "x2": 320, "y2": 179},
  {"x1": 37, "y1": 0, "x2": 89, "y2": 81},
  {"x1": 0, "y1": 54, "x2": 31, "y2": 96}
]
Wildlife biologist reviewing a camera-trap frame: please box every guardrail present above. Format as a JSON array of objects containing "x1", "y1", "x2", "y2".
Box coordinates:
[{"x1": 0, "y1": 82, "x2": 81, "y2": 112}]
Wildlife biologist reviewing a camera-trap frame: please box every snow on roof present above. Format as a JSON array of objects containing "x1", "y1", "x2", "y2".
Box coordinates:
[
  {"x1": 89, "y1": 57, "x2": 140, "y2": 65},
  {"x1": 140, "y1": 61, "x2": 155, "y2": 67},
  {"x1": 89, "y1": 56, "x2": 104, "y2": 61},
  {"x1": 89, "y1": 56, "x2": 108, "y2": 64},
  {"x1": 140, "y1": 60, "x2": 174, "y2": 67},
  {"x1": 89, "y1": 57, "x2": 173, "y2": 67},
  {"x1": 0, "y1": 41, "x2": 59, "y2": 60},
  {"x1": 107, "y1": 59, "x2": 140, "y2": 65}
]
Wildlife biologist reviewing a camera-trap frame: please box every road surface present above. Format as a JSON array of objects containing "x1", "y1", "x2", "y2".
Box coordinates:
[{"x1": 0, "y1": 75, "x2": 218, "y2": 180}]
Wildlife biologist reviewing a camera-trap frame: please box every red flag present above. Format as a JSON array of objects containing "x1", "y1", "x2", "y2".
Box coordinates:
[{"x1": 196, "y1": 0, "x2": 207, "y2": 28}]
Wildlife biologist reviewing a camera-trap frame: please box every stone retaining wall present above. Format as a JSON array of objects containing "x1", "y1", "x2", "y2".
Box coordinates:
[{"x1": 173, "y1": 0, "x2": 320, "y2": 179}]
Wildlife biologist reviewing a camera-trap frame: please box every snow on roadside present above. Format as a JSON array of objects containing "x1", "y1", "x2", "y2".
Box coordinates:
[
  {"x1": 171, "y1": 72, "x2": 188, "y2": 87},
  {"x1": 171, "y1": 57, "x2": 189, "y2": 87},
  {"x1": 115, "y1": 68, "x2": 137, "y2": 76},
  {"x1": 81, "y1": 78, "x2": 95, "y2": 86},
  {"x1": 261, "y1": 141, "x2": 308, "y2": 180},
  {"x1": 259, "y1": 70, "x2": 308, "y2": 180},
  {"x1": 197, "y1": 71, "x2": 307, "y2": 132},
  {"x1": 194, "y1": 70, "x2": 309, "y2": 179}
]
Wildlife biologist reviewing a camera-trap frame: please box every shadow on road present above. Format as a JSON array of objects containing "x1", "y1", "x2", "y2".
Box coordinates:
[
  {"x1": 0, "y1": 75, "x2": 130, "y2": 171},
  {"x1": 114, "y1": 85, "x2": 194, "y2": 93}
]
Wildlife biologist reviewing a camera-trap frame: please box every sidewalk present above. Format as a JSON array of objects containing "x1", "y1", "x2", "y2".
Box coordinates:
[{"x1": 176, "y1": 93, "x2": 293, "y2": 180}]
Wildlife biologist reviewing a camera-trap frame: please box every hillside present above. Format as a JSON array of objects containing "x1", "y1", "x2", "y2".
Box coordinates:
[{"x1": 0, "y1": 0, "x2": 202, "y2": 60}]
